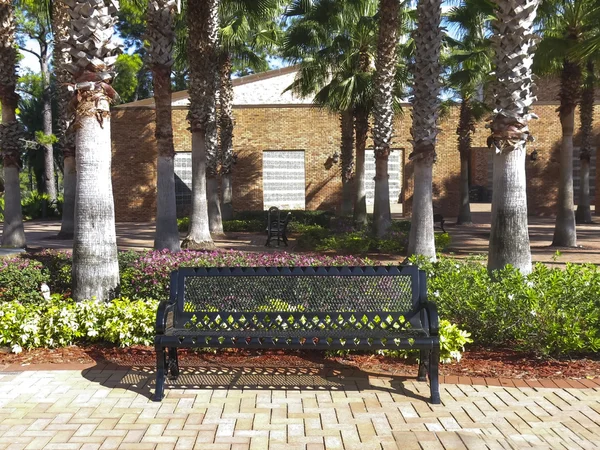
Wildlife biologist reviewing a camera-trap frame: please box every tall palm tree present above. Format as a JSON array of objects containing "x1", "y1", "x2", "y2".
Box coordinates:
[
  {"x1": 283, "y1": 0, "x2": 385, "y2": 228},
  {"x1": 535, "y1": 0, "x2": 600, "y2": 247},
  {"x1": 65, "y1": 0, "x2": 121, "y2": 301},
  {"x1": 407, "y1": 0, "x2": 443, "y2": 259},
  {"x1": 146, "y1": 0, "x2": 180, "y2": 252},
  {"x1": 487, "y1": 0, "x2": 540, "y2": 274},
  {"x1": 17, "y1": 1, "x2": 56, "y2": 205},
  {"x1": 0, "y1": 0, "x2": 26, "y2": 248},
  {"x1": 575, "y1": 59, "x2": 595, "y2": 224},
  {"x1": 445, "y1": 0, "x2": 493, "y2": 225},
  {"x1": 182, "y1": 0, "x2": 218, "y2": 249},
  {"x1": 218, "y1": 0, "x2": 282, "y2": 221},
  {"x1": 53, "y1": 0, "x2": 76, "y2": 238},
  {"x1": 372, "y1": 0, "x2": 400, "y2": 238}
]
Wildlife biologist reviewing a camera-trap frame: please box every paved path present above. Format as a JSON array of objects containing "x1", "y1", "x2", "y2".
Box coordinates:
[{"x1": 1, "y1": 367, "x2": 599, "y2": 449}]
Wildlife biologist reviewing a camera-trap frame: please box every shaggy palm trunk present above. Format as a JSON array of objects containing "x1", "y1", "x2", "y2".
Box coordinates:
[
  {"x1": 41, "y1": 57, "x2": 56, "y2": 205},
  {"x1": 147, "y1": 0, "x2": 180, "y2": 252},
  {"x1": 407, "y1": 0, "x2": 443, "y2": 259},
  {"x1": 576, "y1": 60, "x2": 594, "y2": 224},
  {"x1": 219, "y1": 52, "x2": 234, "y2": 221},
  {"x1": 153, "y1": 68, "x2": 180, "y2": 251},
  {"x1": 456, "y1": 98, "x2": 473, "y2": 224},
  {"x1": 0, "y1": 1, "x2": 25, "y2": 248},
  {"x1": 487, "y1": 0, "x2": 539, "y2": 274},
  {"x1": 53, "y1": 0, "x2": 75, "y2": 238},
  {"x1": 340, "y1": 110, "x2": 354, "y2": 217},
  {"x1": 66, "y1": 0, "x2": 121, "y2": 301},
  {"x1": 552, "y1": 60, "x2": 580, "y2": 247},
  {"x1": 182, "y1": 0, "x2": 217, "y2": 249},
  {"x1": 372, "y1": 0, "x2": 400, "y2": 238},
  {"x1": 72, "y1": 95, "x2": 119, "y2": 301},
  {"x1": 354, "y1": 109, "x2": 369, "y2": 229}
]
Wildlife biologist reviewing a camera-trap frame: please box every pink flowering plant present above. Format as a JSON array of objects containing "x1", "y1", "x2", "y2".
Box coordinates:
[{"x1": 120, "y1": 249, "x2": 372, "y2": 300}]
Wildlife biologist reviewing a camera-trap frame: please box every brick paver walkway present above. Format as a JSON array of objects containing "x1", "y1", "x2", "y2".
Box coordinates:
[{"x1": 1, "y1": 367, "x2": 599, "y2": 449}]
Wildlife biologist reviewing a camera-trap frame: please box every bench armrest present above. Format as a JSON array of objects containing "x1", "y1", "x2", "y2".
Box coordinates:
[
  {"x1": 156, "y1": 301, "x2": 175, "y2": 335},
  {"x1": 422, "y1": 301, "x2": 439, "y2": 336}
]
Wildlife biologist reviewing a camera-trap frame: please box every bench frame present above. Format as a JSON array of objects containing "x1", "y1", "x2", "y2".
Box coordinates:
[{"x1": 154, "y1": 266, "x2": 440, "y2": 404}]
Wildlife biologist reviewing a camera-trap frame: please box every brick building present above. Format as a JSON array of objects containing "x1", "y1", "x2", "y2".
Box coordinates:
[{"x1": 111, "y1": 66, "x2": 600, "y2": 222}]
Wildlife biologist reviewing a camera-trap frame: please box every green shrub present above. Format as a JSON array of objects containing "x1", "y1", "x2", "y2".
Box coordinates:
[
  {"x1": 295, "y1": 227, "x2": 331, "y2": 250},
  {"x1": 223, "y1": 219, "x2": 264, "y2": 232},
  {"x1": 0, "y1": 257, "x2": 49, "y2": 303},
  {"x1": 317, "y1": 231, "x2": 374, "y2": 254},
  {"x1": 177, "y1": 217, "x2": 190, "y2": 232},
  {"x1": 414, "y1": 256, "x2": 600, "y2": 356},
  {"x1": 21, "y1": 192, "x2": 61, "y2": 220},
  {"x1": 0, "y1": 296, "x2": 159, "y2": 352},
  {"x1": 434, "y1": 232, "x2": 451, "y2": 251},
  {"x1": 234, "y1": 210, "x2": 334, "y2": 227}
]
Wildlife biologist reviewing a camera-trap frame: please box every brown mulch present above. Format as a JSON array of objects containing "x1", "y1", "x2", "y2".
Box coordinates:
[{"x1": 2, "y1": 345, "x2": 600, "y2": 380}]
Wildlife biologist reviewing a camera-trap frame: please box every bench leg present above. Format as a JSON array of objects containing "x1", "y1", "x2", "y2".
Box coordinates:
[
  {"x1": 153, "y1": 346, "x2": 167, "y2": 402},
  {"x1": 168, "y1": 347, "x2": 180, "y2": 379},
  {"x1": 417, "y1": 349, "x2": 429, "y2": 381},
  {"x1": 429, "y1": 346, "x2": 441, "y2": 404}
]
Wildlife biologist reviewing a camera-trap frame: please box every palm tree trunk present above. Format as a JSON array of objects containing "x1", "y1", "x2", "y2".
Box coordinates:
[
  {"x1": 354, "y1": 109, "x2": 368, "y2": 229},
  {"x1": 66, "y1": 0, "x2": 121, "y2": 301},
  {"x1": 72, "y1": 94, "x2": 119, "y2": 301},
  {"x1": 487, "y1": 0, "x2": 539, "y2": 274},
  {"x1": 456, "y1": 99, "x2": 473, "y2": 224},
  {"x1": 552, "y1": 60, "x2": 580, "y2": 247},
  {"x1": 407, "y1": 0, "x2": 443, "y2": 259},
  {"x1": 153, "y1": 66, "x2": 180, "y2": 252},
  {"x1": 372, "y1": 0, "x2": 400, "y2": 238},
  {"x1": 182, "y1": 0, "x2": 217, "y2": 249},
  {"x1": 206, "y1": 90, "x2": 223, "y2": 235},
  {"x1": 408, "y1": 155, "x2": 436, "y2": 257},
  {"x1": 53, "y1": 0, "x2": 75, "y2": 238},
  {"x1": 488, "y1": 148, "x2": 531, "y2": 271},
  {"x1": 576, "y1": 60, "x2": 594, "y2": 224},
  {"x1": 219, "y1": 52, "x2": 234, "y2": 221},
  {"x1": 340, "y1": 110, "x2": 354, "y2": 217},
  {"x1": 0, "y1": 1, "x2": 25, "y2": 248},
  {"x1": 41, "y1": 56, "x2": 56, "y2": 205}
]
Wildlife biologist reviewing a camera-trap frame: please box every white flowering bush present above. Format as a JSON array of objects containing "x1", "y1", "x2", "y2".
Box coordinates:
[{"x1": 0, "y1": 296, "x2": 159, "y2": 352}]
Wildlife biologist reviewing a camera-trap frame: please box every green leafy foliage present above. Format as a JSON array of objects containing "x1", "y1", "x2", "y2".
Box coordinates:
[
  {"x1": 223, "y1": 219, "x2": 264, "y2": 232},
  {"x1": 0, "y1": 257, "x2": 49, "y2": 304},
  {"x1": 112, "y1": 54, "x2": 144, "y2": 104},
  {"x1": 414, "y1": 256, "x2": 600, "y2": 356},
  {"x1": 21, "y1": 192, "x2": 62, "y2": 220},
  {"x1": 0, "y1": 297, "x2": 159, "y2": 353}
]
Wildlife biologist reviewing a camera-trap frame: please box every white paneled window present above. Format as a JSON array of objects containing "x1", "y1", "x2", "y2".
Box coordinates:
[
  {"x1": 365, "y1": 149, "x2": 403, "y2": 205},
  {"x1": 263, "y1": 150, "x2": 306, "y2": 210},
  {"x1": 174, "y1": 152, "x2": 192, "y2": 206}
]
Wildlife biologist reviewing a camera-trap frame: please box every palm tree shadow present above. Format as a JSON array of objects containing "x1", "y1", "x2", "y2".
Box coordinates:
[{"x1": 80, "y1": 353, "x2": 430, "y2": 403}]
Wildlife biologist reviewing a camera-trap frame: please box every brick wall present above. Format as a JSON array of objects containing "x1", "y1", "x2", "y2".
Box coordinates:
[{"x1": 111, "y1": 103, "x2": 600, "y2": 222}]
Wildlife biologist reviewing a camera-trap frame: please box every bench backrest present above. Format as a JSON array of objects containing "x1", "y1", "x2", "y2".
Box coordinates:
[{"x1": 169, "y1": 266, "x2": 425, "y2": 321}]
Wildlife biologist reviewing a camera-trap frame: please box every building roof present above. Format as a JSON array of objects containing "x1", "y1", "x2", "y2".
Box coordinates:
[{"x1": 116, "y1": 65, "x2": 313, "y2": 109}]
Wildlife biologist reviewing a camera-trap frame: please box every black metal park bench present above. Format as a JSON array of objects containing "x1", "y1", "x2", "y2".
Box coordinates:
[{"x1": 153, "y1": 265, "x2": 441, "y2": 403}]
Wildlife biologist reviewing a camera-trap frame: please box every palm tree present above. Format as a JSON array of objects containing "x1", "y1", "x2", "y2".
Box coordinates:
[
  {"x1": 53, "y1": 0, "x2": 76, "y2": 238},
  {"x1": 0, "y1": 0, "x2": 26, "y2": 248},
  {"x1": 372, "y1": 0, "x2": 400, "y2": 238},
  {"x1": 487, "y1": 0, "x2": 540, "y2": 274},
  {"x1": 283, "y1": 0, "x2": 380, "y2": 228},
  {"x1": 146, "y1": 0, "x2": 180, "y2": 252},
  {"x1": 182, "y1": 0, "x2": 218, "y2": 249},
  {"x1": 16, "y1": 1, "x2": 56, "y2": 205},
  {"x1": 445, "y1": 0, "x2": 493, "y2": 225},
  {"x1": 218, "y1": 0, "x2": 282, "y2": 221},
  {"x1": 535, "y1": 0, "x2": 600, "y2": 246},
  {"x1": 407, "y1": 0, "x2": 443, "y2": 259},
  {"x1": 575, "y1": 59, "x2": 595, "y2": 224},
  {"x1": 65, "y1": 0, "x2": 121, "y2": 301}
]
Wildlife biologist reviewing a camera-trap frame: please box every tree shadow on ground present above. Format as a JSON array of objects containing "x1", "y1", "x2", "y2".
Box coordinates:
[{"x1": 80, "y1": 351, "x2": 430, "y2": 403}]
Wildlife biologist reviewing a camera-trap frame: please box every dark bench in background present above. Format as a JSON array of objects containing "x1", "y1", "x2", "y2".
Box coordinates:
[
  {"x1": 265, "y1": 206, "x2": 292, "y2": 247},
  {"x1": 154, "y1": 265, "x2": 441, "y2": 404}
]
